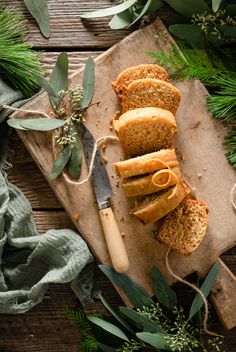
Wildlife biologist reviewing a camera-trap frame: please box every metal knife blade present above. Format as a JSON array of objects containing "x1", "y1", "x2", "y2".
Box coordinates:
[{"x1": 82, "y1": 124, "x2": 113, "y2": 208}]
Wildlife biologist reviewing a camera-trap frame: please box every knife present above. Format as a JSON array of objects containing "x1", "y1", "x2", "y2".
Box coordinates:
[{"x1": 82, "y1": 124, "x2": 129, "y2": 273}]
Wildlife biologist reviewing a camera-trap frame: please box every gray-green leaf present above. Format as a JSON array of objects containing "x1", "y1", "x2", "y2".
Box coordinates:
[
  {"x1": 24, "y1": 0, "x2": 51, "y2": 38},
  {"x1": 97, "y1": 343, "x2": 117, "y2": 352},
  {"x1": 212, "y1": 0, "x2": 222, "y2": 12},
  {"x1": 220, "y1": 26, "x2": 236, "y2": 38},
  {"x1": 80, "y1": 57, "x2": 95, "y2": 109},
  {"x1": 36, "y1": 76, "x2": 58, "y2": 97},
  {"x1": 188, "y1": 262, "x2": 220, "y2": 321},
  {"x1": 7, "y1": 119, "x2": 27, "y2": 130},
  {"x1": 163, "y1": 0, "x2": 210, "y2": 18},
  {"x1": 67, "y1": 122, "x2": 82, "y2": 180},
  {"x1": 109, "y1": 10, "x2": 133, "y2": 30},
  {"x1": 136, "y1": 332, "x2": 170, "y2": 350},
  {"x1": 49, "y1": 145, "x2": 72, "y2": 181},
  {"x1": 99, "y1": 265, "x2": 153, "y2": 308},
  {"x1": 20, "y1": 118, "x2": 67, "y2": 131},
  {"x1": 81, "y1": 0, "x2": 137, "y2": 18},
  {"x1": 169, "y1": 24, "x2": 205, "y2": 47},
  {"x1": 87, "y1": 316, "x2": 129, "y2": 341},
  {"x1": 129, "y1": 0, "x2": 163, "y2": 26},
  {"x1": 152, "y1": 266, "x2": 177, "y2": 310},
  {"x1": 225, "y1": 4, "x2": 236, "y2": 16},
  {"x1": 49, "y1": 52, "x2": 69, "y2": 109},
  {"x1": 119, "y1": 307, "x2": 162, "y2": 333},
  {"x1": 98, "y1": 293, "x2": 135, "y2": 334}
]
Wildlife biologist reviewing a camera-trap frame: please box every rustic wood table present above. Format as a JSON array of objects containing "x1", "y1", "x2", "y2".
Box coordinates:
[{"x1": 1, "y1": 1, "x2": 236, "y2": 351}]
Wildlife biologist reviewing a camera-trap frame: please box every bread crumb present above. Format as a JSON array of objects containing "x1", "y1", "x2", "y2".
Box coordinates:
[
  {"x1": 197, "y1": 173, "x2": 202, "y2": 178},
  {"x1": 121, "y1": 232, "x2": 125, "y2": 237},
  {"x1": 101, "y1": 143, "x2": 106, "y2": 152},
  {"x1": 102, "y1": 155, "x2": 108, "y2": 164},
  {"x1": 74, "y1": 213, "x2": 80, "y2": 222}
]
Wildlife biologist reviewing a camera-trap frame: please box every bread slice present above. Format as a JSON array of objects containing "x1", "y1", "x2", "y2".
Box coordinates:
[
  {"x1": 113, "y1": 107, "x2": 177, "y2": 157},
  {"x1": 131, "y1": 182, "x2": 190, "y2": 224},
  {"x1": 121, "y1": 78, "x2": 181, "y2": 115},
  {"x1": 112, "y1": 64, "x2": 168, "y2": 97},
  {"x1": 122, "y1": 166, "x2": 182, "y2": 197},
  {"x1": 158, "y1": 198, "x2": 208, "y2": 256},
  {"x1": 114, "y1": 149, "x2": 179, "y2": 179}
]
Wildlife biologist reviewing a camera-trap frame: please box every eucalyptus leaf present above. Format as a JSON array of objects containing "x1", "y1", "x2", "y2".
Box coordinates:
[
  {"x1": 119, "y1": 307, "x2": 162, "y2": 333},
  {"x1": 97, "y1": 343, "x2": 117, "y2": 352},
  {"x1": 169, "y1": 24, "x2": 206, "y2": 47},
  {"x1": 67, "y1": 122, "x2": 82, "y2": 180},
  {"x1": 129, "y1": 0, "x2": 163, "y2": 26},
  {"x1": 98, "y1": 293, "x2": 135, "y2": 334},
  {"x1": 136, "y1": 332, "x2": 170, "y2": 350},
  {"x1": 225, "y1": 4, "x2": 236, "y2": 16},
  {"x1": 87, "y1": 316, "x2": 129, "y2": 342},
  {"x1": 49, "y1": 145, "x2": 72, "y2": 181},
  {"x1": 212, "y1": 0, "x2": 222, "y2": 12},
  {"x1": 166, "y1": 13, "x2": 190, "y2": 25},
  {"x1": 49, "y1": 52, "x2": 69, "y2": 109},
  {"x1": 20, "y1": 118, "x2": 67, "y2": 131},
  {"x1": 188, "y1": 262, "x2": 220, "y2": 321},
  {"x1": 80, "y1": 57, "x2": 95, "y2": 109},
  {"x1": 7, "y1": 119, "x2": 28, "y2": 130},
  {"x1": 109, "y1": 10, "x2": 134, "y2": 29},
  {"x1": 220, "y1": 26, "x2": 236, "y2": 38},
  {"x1": 81, "y1": 0, "x2": 137, "y2": 18},
  {"x1": 163, "y1": 0, "x2": 210, "y2": 17},
  {"x1": 36, "y1": 76, "x2": 58, "y2": 97},
  {"x1": 99, "y1": 265, "x2": 153, "y2": 308},
  {"x1": 145, "y1": 0, "x2": 164, "y2": 14},
  {"x1": 152, "y1": 266, "x2": 177, "y2": 310},
  {"x1": 24, "y1": 0, "x2": 51, "y2": 38}
]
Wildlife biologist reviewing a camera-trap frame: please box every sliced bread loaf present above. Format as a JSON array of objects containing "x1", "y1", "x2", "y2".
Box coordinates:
[
  {"x1": 158, "y1": 198, "x2": 208, "y2": 256},
  {"x1": 122, "y1": 166, "x2": 182, "y2": 197},
  {"x1": 131, "y1": 182, "x2": 190, "y2": 224},
  {"x1": 112, "y1": 64, "x2": 168, "y2": 97},
  {"x1": 113, "y1": 107, "x2": 177, "y2": 157},
  {"x1": 114, "y1": 149, "x2": 179, "y2": 179},
  {"x1": 121, "y1": 78, "x2": 181, "y2": 115}
]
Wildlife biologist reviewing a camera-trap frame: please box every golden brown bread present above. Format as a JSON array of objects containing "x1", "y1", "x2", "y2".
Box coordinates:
[
  {"x1": 120, "y1": 78, "x2": 181, "y2": 115},
  {"x1": 158, "y1": 198, "x2": 208, "y2": 256},
  {"x1": 131, "y1": 182, "x2": 190, "y2": 224},
  {"x1": 114, "y1": 149, "x2": 179, "y2": 179},
  {"x1": 122, "y1": 166, "x2": 182, "y2": 197},
  {"x1": 112, "y1": 64, "x2": 168, "y2": 97},
  {"x1": 113, "y1": 107, "x2": 177, "y2": 157}
]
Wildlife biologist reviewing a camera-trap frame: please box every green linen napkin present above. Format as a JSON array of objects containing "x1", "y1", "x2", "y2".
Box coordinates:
[{"x1": 0, "y1": 172, "x2": 94, "y2": 313}]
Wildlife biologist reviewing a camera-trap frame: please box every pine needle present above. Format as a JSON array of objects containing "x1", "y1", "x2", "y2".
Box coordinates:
[
  {"x1": 0, "y1": 7, "x2": 43, "y2": 96},
  {"x1": 224, "y1": 132, "x2": 236, "y2": 170}
]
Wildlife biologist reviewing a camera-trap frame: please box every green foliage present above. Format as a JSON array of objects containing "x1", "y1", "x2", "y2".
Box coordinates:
[
  {"x1": 7, "y1": 118, "x2": 67, "y2": 131},
  {"x1": 24, "y1": 0, "x2": 51, "y2": 38},
  {"x1": 99, "y1": 265, "x2": 154, "y2": 308},
  {"x1": 49, "y1": 52, "x2": 69, "y2": 109},
  {"x1": 0, "y1": 7, "x2": 43, "y2": 96},
  {"x1": 151, "y1": 266, "x2": 177, "y2": 310},
  {"x1": 188, "y1": 262, "x2": 220, "y2": 320},
  {"x1": 80, "y1": 57, "x2": 95, "y2": 109},
  {"x1": 67, "y1": 264, "x2": 223, "y2": 352},
  {"x1": 49, "y1": 144, "x2": 72, "y2": 181},
  {"x1": 224, "y1": 132, "x2": 236, "y2": 169}
]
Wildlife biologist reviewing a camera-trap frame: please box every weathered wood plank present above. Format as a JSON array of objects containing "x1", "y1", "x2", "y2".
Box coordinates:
[
  {"x1": 1, "y1": 0, "x2": 172, "y2": 48},
  {"x1": 33, "y1": 211, "x2": 75, "y2": 234}
]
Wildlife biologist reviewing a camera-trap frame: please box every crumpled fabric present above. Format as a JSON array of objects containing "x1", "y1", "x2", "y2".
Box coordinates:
[{"x1": 0, "y1": 171, "x2": 94, "y2": 314}]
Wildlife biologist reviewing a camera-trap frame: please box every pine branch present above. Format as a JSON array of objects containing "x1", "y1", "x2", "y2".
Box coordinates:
[
  {"x1": 224, "y1": 132, "x2": 236, "y2": 170},
  {"x1": 0, "y1": 7, "x2": 43, "y2": 96}
]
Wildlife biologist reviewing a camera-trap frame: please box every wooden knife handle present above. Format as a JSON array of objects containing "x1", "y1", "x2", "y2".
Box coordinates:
[
  {"x1": 99, "y1": 207, "x2": 129, "y2": 273},
  {"x1": 211, "y1": 258, "x2": 236, "y2": 330}
]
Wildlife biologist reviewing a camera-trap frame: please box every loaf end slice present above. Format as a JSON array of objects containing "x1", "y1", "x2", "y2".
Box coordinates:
[{"x1": 158, "y1": 198, "x2": 208, "y2": 256}]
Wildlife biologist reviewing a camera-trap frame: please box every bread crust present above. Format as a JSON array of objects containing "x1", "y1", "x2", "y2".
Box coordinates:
[
  {"x1": 112, "y1": 64, "x2": 168, "y2": 97},
  {"x1": 120, "y1": 78, "x2": 181, "y2": 115},
  {"x1": 131, "y1": 182, "x2": 190, "y2": 224},
  {"x1": 114, "y1": 149, "x2": 179, "y2": 178},
  {"x1": 158, "y1": 198, "x2": 208, "y2": 256}
]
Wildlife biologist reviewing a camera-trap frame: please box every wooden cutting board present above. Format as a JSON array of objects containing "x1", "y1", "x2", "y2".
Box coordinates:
[{"x1": 10, "y1": 19, "x2": 236, "y2": 329}]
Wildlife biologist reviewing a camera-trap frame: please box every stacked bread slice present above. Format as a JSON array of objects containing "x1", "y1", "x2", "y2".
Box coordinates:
[{"x1": 112, "y1": 64, "x2": 208, "y2": 256}]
